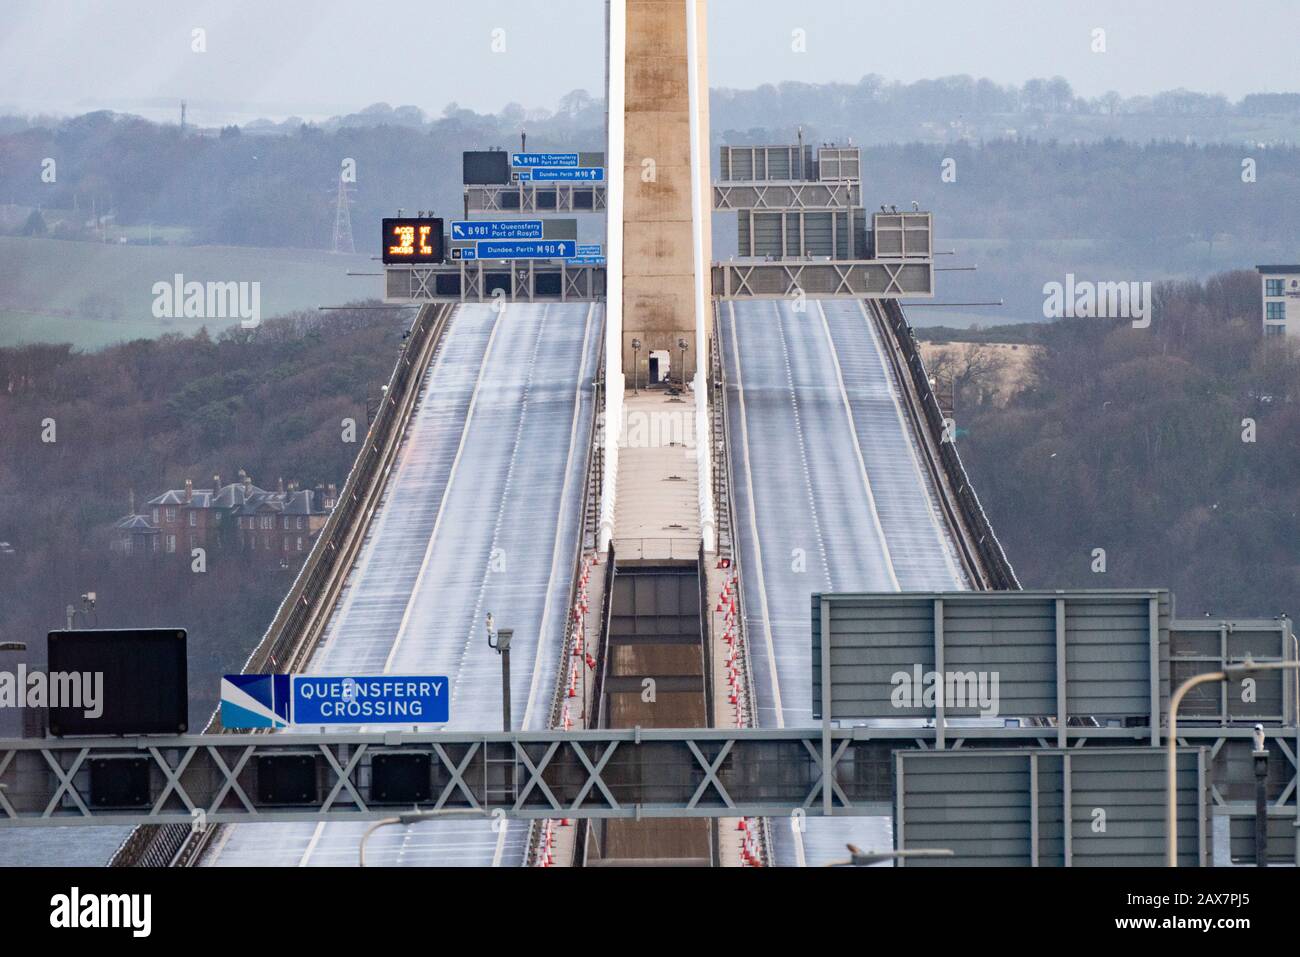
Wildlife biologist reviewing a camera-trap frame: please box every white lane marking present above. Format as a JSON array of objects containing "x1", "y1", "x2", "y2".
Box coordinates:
[
  {"x1": 296, "y1": 307, "x2": 509, "y2": 869},
  {"x1": 521, "y1": 301, "x2": 596, "y2": 732},
  {"x1": 453, "y1": 303, "x2": 551, "y2": 706},
  {"x1": 815, "y1": 299, "x2": 900, "y2": 591},
  {"x1": 726, "y1": 306, "x2": 807, "y2": 874},
  {"x1": 854, "y1": 299, "x2": 963, "y2": 587},
  {"x1": 319, "y1": 305, "x2": 463, "y2": 663},
  {"x1": 771, "y1": 300, "x2": 832, "y2": 591},
  {"x1": 501, "y1": 301, "x2": 597, "y2": 868},
  {"x1": 382, "y1": 304, "x2": 508, "y2": 674},
  {"x1": 726, "y1": 302, "x2": 784, "y2": 730},
  {"x1": 298, "y1": 821, "x2": 326, "y2": 867}
]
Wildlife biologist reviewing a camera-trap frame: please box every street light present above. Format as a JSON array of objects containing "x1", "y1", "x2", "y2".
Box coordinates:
[
  {"x1": 0, "y1": 642, "x2": 26, "y2": 652},
  {"x1": 677, "y1": 337, "x2": 689, "y2": 389},
  {"x1": 358, "y1": 808, "x2": 489, "y2": 866},
  {"x1": 65, "y1": 592, "x2": 97, "y2": 630},
  {"x1": 1166, "y1": 658, "x2": 1300, "y2": 867},
  {"x1": 631, "y1": 338, "x2": 642, "y2": 395},
  {"x1": 1251, "y1": 724, "x2": 1269, "y2": 867},
  {"x1": 486, "y1": 614, "x2": 512, "y2": 733}
]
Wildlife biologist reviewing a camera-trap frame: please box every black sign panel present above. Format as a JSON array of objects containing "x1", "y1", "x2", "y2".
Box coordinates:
[
  {"x1": 46, "y1": 629, "x2": 188, "y2": 736},
  {"x1": 463, "y1": 150, "x2": 511, "y2": 185},
  {"x1": 381, "y1": 217, "x2": 444, "y2": 265}
]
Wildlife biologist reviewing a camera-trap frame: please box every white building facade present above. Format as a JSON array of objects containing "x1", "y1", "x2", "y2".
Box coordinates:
[{"x1": 1257, "y1": 265, "x2": 1300, "y2": 338}]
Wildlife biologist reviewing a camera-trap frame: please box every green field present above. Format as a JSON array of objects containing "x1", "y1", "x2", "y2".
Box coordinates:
[{"x1": 0, "y1": 236, "x2": 379, "y2": 350}]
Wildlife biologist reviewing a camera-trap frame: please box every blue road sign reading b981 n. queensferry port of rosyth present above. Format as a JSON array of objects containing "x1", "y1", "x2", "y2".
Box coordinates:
[
  {"x1": 512, "y1": 152, "x2": 578, "y2": 168},
  {"x1": 450, "y1": 220, "x2": 543, "y2": 241}
]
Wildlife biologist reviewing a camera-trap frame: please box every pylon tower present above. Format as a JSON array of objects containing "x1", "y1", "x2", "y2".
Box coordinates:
[{"x1": 332, "y1": 177, "x2": 355, "y2": 254}]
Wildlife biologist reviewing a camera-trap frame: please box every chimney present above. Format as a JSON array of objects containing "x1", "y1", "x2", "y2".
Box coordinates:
[{"x1": 184, "y1": 478, "x2": 193, "y2": 504}]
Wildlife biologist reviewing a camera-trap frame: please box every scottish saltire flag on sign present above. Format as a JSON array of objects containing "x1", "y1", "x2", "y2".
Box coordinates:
[{"x1": 221, "y1": 674, "x2": 291, "y2": 728}]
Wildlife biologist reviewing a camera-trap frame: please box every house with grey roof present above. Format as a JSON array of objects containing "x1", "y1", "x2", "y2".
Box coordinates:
[{"x1": 111, "y1": 470, "x2": 336, "y2": 560}]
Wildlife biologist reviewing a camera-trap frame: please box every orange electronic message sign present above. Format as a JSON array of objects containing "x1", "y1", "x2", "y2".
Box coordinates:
[{"x1": 381, "y1": 217, "x2": 444, "y2": 264}]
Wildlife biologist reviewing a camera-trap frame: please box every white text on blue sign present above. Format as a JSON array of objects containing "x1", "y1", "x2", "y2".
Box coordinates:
[
  {"x1": 476, "y1": 240, "x2": 577, "y2": 259},
  {"x1": 450, "y1": 220, "x2": 543, "y2": 241},
  {"x1": 512, "y1": 152, "x2": 579, "y2": 168},
  {"x1": 292, "y1": 675, "x2": 449, "y2": 724}
]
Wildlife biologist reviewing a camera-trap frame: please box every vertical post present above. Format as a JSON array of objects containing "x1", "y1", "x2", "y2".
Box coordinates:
[
  {"x1": 1254, "y1": 747, "x2": 1269, "y2": 867},
  {"x1": 1062, "y1": 752, "x2": 1073, "y2": 867},
  {"x1": 1219, "y1": 623, "x2": 1229, "y2": 724},
  {"x1": 685, "y1": 0, "x2": 715, "y2": 555},
  {"x1": 1029, "y1": 753, "x2": 1039, "y2": 867},
  {"x1": 820, "y1": 595, "x2": 833, "y2": 816},
  {"x1": 1149, "y1": 596, "x2": 1161, "y2": 747},
  {"x1": 1055, "y1": 596, "x2": 1067, "y2": 748},
  {"x1": 934, "y1": 598, "x2": 945, "y2": 750},
  {"x1": 894, "y1": 751, "x2": 905, "y2": 867},
  {"x1": 501, "y1": 646, "x2": 512, "y2": 734},
  {"x1": 599, "y1": 0, "x2": 625, "y2": 553}
]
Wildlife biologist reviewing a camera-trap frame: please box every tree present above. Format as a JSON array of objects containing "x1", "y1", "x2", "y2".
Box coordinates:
[{"x1": 20, "y1": 208, "x2": 47, "y2": 236}]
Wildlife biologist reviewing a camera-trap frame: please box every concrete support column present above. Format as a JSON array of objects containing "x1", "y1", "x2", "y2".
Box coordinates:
[{"x1": 600, "y1": 0, "x2": 628, "y2": 552}]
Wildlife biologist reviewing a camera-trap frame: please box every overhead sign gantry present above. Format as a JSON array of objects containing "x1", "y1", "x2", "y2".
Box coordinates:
[
  {"x1": 382, "y1": 147, "x2": 607, "y2": 304},
  {"x1": 711, "y1": 141, "x2": 936, "y2": 299}
]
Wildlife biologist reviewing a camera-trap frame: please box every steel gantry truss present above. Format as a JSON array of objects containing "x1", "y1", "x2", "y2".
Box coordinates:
[
  {"x1": 464, "y1": 183, "x2": 607, "y2": 214},
  {"x1": 384, "y1": 262, "x2": 606, "y2": 303},
  {"x1": 0, "y1": 725, "x2": 1289, "y2": 833},
  {"x1": 712, "y1": 180, "x2": 861, "y2": 211},
  {"x1": 712, "y1": 259, "x2": 934, "y2": 299}
]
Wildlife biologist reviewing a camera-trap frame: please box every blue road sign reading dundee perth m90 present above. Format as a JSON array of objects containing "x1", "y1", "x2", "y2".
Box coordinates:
[{"x1": 221, "y1": 674, "x2": 448, "y2": 727}]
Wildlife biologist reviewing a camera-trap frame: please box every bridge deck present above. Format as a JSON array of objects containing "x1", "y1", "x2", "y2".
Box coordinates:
[
  {"x1": 719, "y1": 297, "x2": 966, "y2": 866},
  {"x1": 204, "y1": 302, "x2": 603, "y2": 867}
]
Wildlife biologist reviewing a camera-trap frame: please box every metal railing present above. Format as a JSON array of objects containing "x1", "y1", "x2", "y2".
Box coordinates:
[
  {"x1": 708, "y1": 307, "x2": 773, "y2": 866},
  {"x1": 872, "y1": 298, "x2": 1020, "y2": 590},
  {"x1": 110, "y1": 302, "x2": 454, "y2": 867}
]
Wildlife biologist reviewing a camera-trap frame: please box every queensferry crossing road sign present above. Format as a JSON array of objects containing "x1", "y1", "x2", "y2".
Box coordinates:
[{"x1": 221, "y1": 674, "x2": 449, "y2": 728}]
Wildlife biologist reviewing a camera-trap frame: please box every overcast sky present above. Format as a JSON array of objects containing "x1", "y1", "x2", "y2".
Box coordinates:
[{"x1": 1, "y1": 0, "x2": 1298, "y2": 123}]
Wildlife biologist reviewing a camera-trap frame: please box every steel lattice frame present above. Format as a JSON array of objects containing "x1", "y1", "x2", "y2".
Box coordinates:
[{"x1": 0, "y1": 725, "x2": 1293, "y2": 831}]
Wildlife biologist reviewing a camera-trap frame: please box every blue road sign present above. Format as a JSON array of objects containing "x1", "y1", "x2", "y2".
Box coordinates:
[
  {"x1": 221, "y1": 674, "x2": 291, "y2": 729},
  {"x1": 220, "y1": 674, "x2": 449, "y2": 727},
  {"x1": 566, "y1": 243, "x2": 605, "y2": 265},
  {"x1": 476, "y1": 239, "x2": 577, "y2": 259},
  {"x1": 292, "y1": 675, "x2": 449, "y2": 725},
  {"x1": 513, "y1": 152, "x2": 578, "y2": 168},
  {"x1": 451, "y1": 246, "x2": 477, "y2": 261},
  {"x1": 524, "y1": 167, "x2": 605, "y2": 182},
  {"x1": 450, "y1": 220, "x2": 543, "y2": 241}
]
